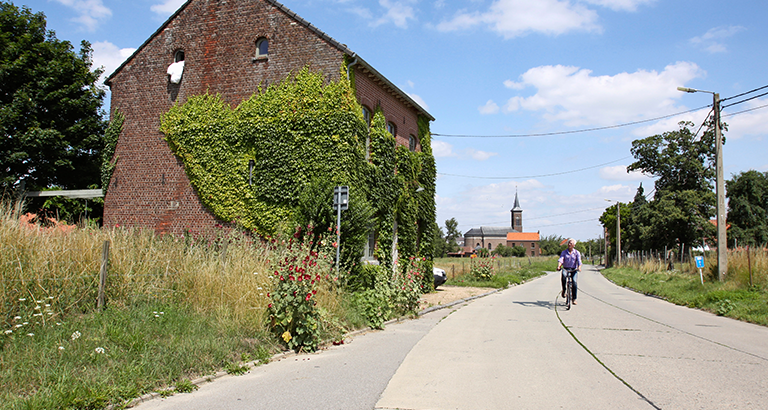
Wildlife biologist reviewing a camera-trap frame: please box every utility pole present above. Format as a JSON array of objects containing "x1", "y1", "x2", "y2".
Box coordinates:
[
  {"x1": 678, "y1": 87, "x2": 727, "y2": 281},
  {"x1": 617, "y1": 201, "x2": 621, "y2": 266}
]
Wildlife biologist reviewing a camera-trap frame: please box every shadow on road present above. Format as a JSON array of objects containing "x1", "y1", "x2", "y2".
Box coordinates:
[{"x1": 511, "y1": 299, "x2": 558, "y2": 311}]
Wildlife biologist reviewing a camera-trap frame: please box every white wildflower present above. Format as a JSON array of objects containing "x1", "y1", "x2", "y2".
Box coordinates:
[
  {"x1": 18, "y1": 298, "x2": 26, "y2": 301},
  {"x1": 4, "y1": 330, "x2": 12, "y2": 335},
  {"x1": 95, "y1": 347, "x2": 105, "y2": 354},
  {"x1": 14, "y1": 316, "x2": 21, "y2": 320},
  {"x1": 15, "y1": 324, "x2": 23, "y2": 328},
  {"x1": 71, "y1": 331, "x2": 81, "y2": 340},
  {"x1": 27, "y1": 333, "x2": 34, "y2": 337},
  {"x1": 58, "y1": 346, "x2": 65, "y2": 350}
]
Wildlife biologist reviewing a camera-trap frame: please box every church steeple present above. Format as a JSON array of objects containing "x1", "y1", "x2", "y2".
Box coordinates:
[{"x1": 511, "y1": 189, "x2": 523, "y2": 232}]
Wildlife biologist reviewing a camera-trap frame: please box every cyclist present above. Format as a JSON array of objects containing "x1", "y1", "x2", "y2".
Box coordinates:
[{"x1": 557, "y1": 238, "x2": 582, "y2": 305}]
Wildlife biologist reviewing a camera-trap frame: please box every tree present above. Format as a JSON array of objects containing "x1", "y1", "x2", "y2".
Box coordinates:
[
  {"x1": 1, "y1": 2, "x2": 106, "y2": 192},
  {"x1": 444, "y1": 217, "x2": 462, "y2": 253},
  {"x1": 726, "y1": 170, "x2": 768, "y2": 246},
  {"x1": 599, "y1": 202, "x2": 630, "y2": 262},
  {"x1": 539, "y1": 234, "x2": 565, "y2": 255},
  {"x1": 625, "y1": 121, "x2": 719, "y2": 251}
]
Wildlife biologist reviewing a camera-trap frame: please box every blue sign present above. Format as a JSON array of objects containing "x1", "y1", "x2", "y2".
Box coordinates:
[{"x1": 695, "y1": 256, "x2": 705, "y2": 269}]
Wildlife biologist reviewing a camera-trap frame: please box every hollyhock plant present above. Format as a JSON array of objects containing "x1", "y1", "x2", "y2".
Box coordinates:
[{"x1": 267, "y1": 225, "x2": 335, "y2": 352}]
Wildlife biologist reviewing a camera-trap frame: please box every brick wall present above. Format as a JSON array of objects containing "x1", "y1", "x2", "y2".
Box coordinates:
[
  {"x1": 105, "y1": 0, "x2": 425, "y2": 236},
  {"x1": 354, "y1": 66, "x2": 421, "y2": 151}
]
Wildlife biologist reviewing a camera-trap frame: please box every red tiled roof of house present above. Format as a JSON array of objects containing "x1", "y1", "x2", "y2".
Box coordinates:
[{"x1": 507, "y1": 232, "x2": 540, "y2": 241}]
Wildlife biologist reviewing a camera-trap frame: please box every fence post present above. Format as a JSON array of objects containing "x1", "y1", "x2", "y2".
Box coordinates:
[{"x1": 98, "y1": 240, "x2": 110, "y2": 311}]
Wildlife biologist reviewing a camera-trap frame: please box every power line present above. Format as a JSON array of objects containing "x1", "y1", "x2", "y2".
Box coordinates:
[
  {"x1": 438, "y1": 156, "x2": 631, "y2": 180},
  {"x1": 722, "y1": 91, "x2": 768, "y2": 109},
  {"x1": 432, "y1": 105, "x2": 709, "y2": 138},
  {"x1": 720, "y1": 84, "x2": 768, "y2": 103}
]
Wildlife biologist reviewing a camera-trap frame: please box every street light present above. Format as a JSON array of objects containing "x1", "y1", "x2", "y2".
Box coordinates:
[
  {"x1": 677, "y1": 86, "x2": 726, "y2": 281},
  {"x1": 605, "y1": 199, "x2": 620, "y2": 266}
]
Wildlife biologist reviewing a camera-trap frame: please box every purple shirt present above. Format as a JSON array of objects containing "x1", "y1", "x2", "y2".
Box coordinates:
[{"x1": 558, "y1": 249, "x2": 582, "y2": 269}]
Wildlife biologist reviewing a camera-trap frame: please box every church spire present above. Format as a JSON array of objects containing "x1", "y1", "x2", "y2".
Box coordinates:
[{"x1": 511, "y1": 189, "x2": 523, "y2": 231}]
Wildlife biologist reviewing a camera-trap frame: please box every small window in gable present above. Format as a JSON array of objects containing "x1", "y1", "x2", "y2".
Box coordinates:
[
  {"x1": 409, "y1": 134, "x2": 417, "y2": 151},
  {"x1": 386, "y1": 122, "x2": 396, "y2": 137},
  {"x1": 255, "y1": 38, "x2": 269, "y2": 58},
  {"x1": 167, "y1": 49, "x2": 185, "y2": 84}
]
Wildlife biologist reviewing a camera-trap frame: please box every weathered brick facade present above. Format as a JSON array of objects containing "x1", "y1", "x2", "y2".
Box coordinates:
[{"x1": 104, "y1": 0, "x2": 432, "y2": 235}]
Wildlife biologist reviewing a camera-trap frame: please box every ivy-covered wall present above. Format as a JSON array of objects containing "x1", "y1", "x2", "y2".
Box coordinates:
[{"x1": 160, "y1": 66, "x2": 436, "y2": 274}]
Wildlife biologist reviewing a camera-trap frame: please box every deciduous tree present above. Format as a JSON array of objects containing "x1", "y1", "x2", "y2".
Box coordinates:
[{"x1": 0, "y1": 2, "x2": 106, "y2": 192}]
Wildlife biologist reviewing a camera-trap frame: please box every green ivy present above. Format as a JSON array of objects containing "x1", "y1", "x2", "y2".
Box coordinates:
[
  {"x1": 101, "y1": 110, "x2": 124, "y2": 195},
  {"x1": 159, "y1": 66, "x2": 437, "y2": 275}
]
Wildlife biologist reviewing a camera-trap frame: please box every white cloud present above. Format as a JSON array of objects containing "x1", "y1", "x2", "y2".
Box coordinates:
[
  {"x1": 690, "y1": 25, "x2": 746, "y2": 54},
  {"x1": 372, "y1": 0, "x2": 417, "y2": 28},
  {"x1": 599, "y1": 165, "x2": 652, "y2": 181},
  {"x1": 431, "y1": 140, "x2": 456, "y2": 158},
  {"x1": 91, "y1": 41, "x2": 136, "y2": 86},
  {"x1": 465, "y1": 148, "x2": 498, "y2": 161},
  {"x1": 478, "y1": 100, "x2": 500, "y2": 115},
  {"x1": 436, "y1": 0, "x2": 601, "y2": 39},
  {"x1": 583, "y1": 0, "x2": 655, "y2": 12},
  {"x1": 407, "y1": 92, "x2": 430, "y2": 111},
  {"x1": 150, "y1": 0, "x2": 187, "y2": 17},
  {"x1": 52, "y1": 0, "x2": 112, "y2": 31},
  {"x1": 503, "y1": 62, "x2": 705, "y2": 126}
]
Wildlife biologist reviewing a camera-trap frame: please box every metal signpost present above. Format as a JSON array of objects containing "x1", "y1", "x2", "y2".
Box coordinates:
[
  {"x1": 333, "y1": 186, "x2": 349, "y2": 275},
  {"x1": 695, "y1": 255, "x2": 705, "y2": 285}
]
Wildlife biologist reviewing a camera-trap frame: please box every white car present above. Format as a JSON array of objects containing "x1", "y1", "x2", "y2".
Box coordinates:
[{"x1": 433, "y1": 267, "x2": 447, "y2": 288}]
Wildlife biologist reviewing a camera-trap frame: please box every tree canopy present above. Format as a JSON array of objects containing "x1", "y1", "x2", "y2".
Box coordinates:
[
  {"x1": 602, "y1": 121, "x2": 720, "y2": 254},
  {"x1": 726, "y1": 170, "x2": 768, "y2": 246},
  {"x1": 0, "y1": 1, "x2": 106, "y2": 192}
]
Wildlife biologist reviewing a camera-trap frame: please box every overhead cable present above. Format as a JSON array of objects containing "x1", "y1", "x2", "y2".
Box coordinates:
[
  {"x1": 432, "y1": 105, "x2": 710, "y2": 138},
  {"x1": 437, "y1": 156, "x2": 631, "y2": 180}
]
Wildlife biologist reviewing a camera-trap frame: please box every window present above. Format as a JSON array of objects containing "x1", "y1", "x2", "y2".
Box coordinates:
[
  {"x1": 488, "y1": 243, "x2": 492, "y2": 250},
  {"x1": 174, "y1": 50, "x2": 185, "y2": 62},
  {"x1": 409, "y1": 134, "x2": 417, "y2": 151},
  {"x1": 255, "y1": 38, "x2": 268, "y2": 58},
  {"x1": 531, "y1": 243, "x2": 535, "y2": 248},
  {"x1": 387, "y1": 122, "x2": 396, "y2": 137},
  {"x1": 167, "y1": 50, "x2": 185, "y2": 84},
  {"x1": 362, "y1": 106, "x2": 371, "y2": 126}
]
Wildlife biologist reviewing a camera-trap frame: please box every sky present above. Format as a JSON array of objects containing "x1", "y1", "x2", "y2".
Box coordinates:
[{"x1": 16, "y1": 0, "x2": 768, "y2": 241}]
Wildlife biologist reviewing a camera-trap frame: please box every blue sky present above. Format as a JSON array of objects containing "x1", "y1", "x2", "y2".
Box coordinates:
[{"x1": 18, "y1": 0, "x2": 768, "y2": 241}]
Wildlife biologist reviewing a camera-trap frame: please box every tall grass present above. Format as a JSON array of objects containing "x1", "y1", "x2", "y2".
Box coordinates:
[
  {"x1": 0, "y1": 200, "x2": 347, "y2": 408},
  {"x1": 605, "y1": 248, "x2": 768, "y2": 326}
]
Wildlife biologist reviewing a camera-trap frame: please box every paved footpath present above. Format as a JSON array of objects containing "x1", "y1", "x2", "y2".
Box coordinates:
[
  {"x1": 137, "y1": 265, "x2": 768, "y2": 409},
  {"x1": 377, "y1": 265, "x2": 768, "y2": 409}
]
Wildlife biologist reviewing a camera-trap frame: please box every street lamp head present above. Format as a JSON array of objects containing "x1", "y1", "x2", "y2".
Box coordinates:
[{"x1": 677, "y1": 86, "x2": 697, "y2": 93}]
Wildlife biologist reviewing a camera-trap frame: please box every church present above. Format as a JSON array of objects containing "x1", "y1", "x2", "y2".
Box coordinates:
[{"x1": 463, "y1": 192, "x2": 541, "y2": 257}]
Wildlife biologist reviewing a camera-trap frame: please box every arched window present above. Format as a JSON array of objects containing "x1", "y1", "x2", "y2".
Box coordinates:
[
  {"x1": 174, "y1": 50, "x2": 185, "y2": 62},
  {"x1": 409, "y1": 134, "x2": 417, "y2": 151},
  {"x1": 386, "y1": 122, "x2": 396, "y2": 137},
  {"x1": 362, "y1": 106, "x2": 371, "y2": 126},
  {"x1": 255, "y1": 38, "x2": 268, "y2": 58}
]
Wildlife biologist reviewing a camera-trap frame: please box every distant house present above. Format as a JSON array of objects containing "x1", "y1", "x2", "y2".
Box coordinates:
[
  {"x1": 463, "y1": 191, "x2": 541, "y2": 256},
  {"x1": 102, "y1": 0, "x2": 433, "y2": 235}
]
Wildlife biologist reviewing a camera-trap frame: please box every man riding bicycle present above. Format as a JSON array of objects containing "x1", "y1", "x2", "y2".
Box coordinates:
[{"x1": 557, "y1": 238, "x2": 582, "y2": 305}]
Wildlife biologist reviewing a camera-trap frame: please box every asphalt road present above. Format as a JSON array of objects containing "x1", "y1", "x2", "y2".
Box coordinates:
[{"x1": 136, "y1": 265, "x2": 768, "y2": 409}]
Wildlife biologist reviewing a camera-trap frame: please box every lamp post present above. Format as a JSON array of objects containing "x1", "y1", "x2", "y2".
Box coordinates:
[
  {"x1": 605, "y1": 199, "x2": 620, "y2": 266},
  {"x1": 677, "y1": 87, "x2": 726, "y2": 281}
]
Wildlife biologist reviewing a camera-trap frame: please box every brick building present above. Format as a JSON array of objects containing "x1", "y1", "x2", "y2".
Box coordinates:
[
  {"x1": 103, "y1": 0, "x2": 433, "y2": 234},
  {"x1": 463, "y1": 192, "x2": 541, "y2": 256}
]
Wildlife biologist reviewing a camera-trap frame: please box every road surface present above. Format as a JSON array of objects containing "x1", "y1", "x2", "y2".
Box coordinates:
[{"x1": 136, "y1": 265, "x2": 768, "y2": 409}]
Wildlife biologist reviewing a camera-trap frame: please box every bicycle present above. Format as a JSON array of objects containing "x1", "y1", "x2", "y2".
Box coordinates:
[{"x1": 562, "y1": 268, "x2": 578, "y2": 310}]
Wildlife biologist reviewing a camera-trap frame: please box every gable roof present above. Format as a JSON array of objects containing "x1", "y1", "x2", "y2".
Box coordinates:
[
  {"x1": 465, "y1": 226, "x2": 518, "y2": 237},
  {"x1": 104, "y1": 0, "x2": 434, "y2": 121},
  {"x1": 507, "y1": 232, "x2": 540, "y2": 241}
]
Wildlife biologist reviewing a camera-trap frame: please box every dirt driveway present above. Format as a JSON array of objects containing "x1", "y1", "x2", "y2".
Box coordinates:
[{"x1": 418, "y1": 285, "x2": 497, "y2": 311}]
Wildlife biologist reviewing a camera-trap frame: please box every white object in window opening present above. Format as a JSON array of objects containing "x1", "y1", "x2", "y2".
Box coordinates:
[{"x1": 167, "y1": 60, "x2": 185, "y2": 84}]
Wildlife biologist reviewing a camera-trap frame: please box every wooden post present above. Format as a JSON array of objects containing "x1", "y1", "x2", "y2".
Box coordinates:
[
  {"x1": 747, "y1": 246, "x2": 753, "y2": 287},
  {"x1": 98, "y1": 240, "x2": 110, "y2": 311}
]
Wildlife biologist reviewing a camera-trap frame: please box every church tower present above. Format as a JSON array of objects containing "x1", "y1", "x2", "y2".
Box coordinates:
[{"x1": 511, "y1": 190, "x2": 523, "y2": 232}]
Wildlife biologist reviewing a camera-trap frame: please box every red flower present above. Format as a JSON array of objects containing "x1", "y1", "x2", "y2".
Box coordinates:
[
  {"x1": 305, "y1": 293, "x2": 312, "y2": 301},
  {"x1": 268, "y1": 303, "x2": 272, "y2": 308}
]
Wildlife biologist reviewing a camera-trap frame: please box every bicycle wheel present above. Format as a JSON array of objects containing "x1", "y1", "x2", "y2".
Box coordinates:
[{"x1": 565, "y1": 276, "x2": 572, "y2": 310}]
